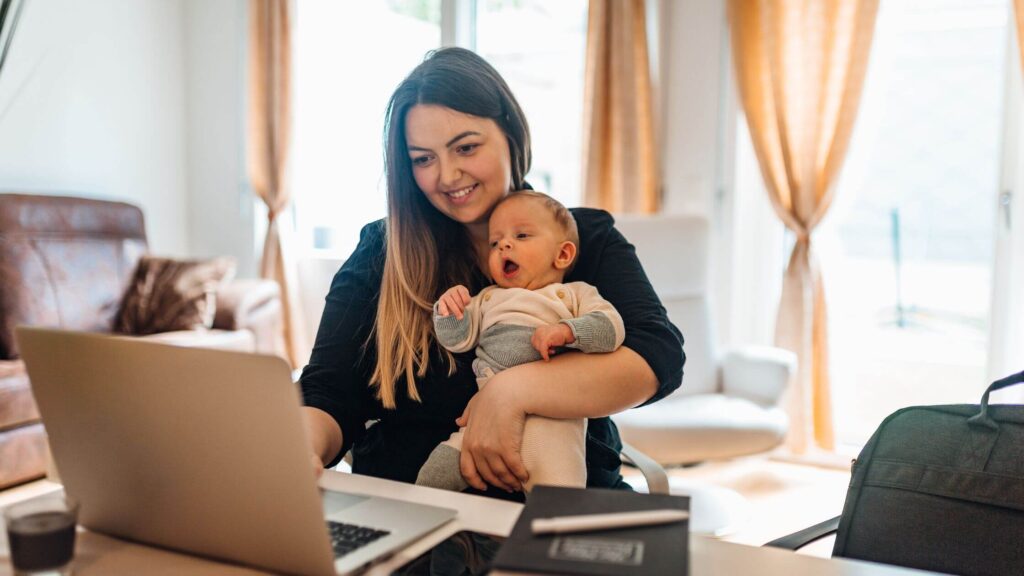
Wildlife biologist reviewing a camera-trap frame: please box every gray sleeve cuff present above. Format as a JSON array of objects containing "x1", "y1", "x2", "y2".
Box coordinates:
[
  {"x1": 561, "y1": 312, "x2": 620, "y2": 353},
  {"x1": 433, "y1": 301, "x2": 473, "y2": 349}
]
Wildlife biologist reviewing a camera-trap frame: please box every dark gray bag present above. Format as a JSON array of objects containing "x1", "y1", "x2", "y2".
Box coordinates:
[{"x1": 768, "y1": 371, "x2": 1024, "y2": 576}]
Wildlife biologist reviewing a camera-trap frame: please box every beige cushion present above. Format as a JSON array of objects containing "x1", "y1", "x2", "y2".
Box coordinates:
[
  {"x1": 137, "y1": 329, "x2": 255, "y2": 353},
  {"x1": 612, "y1": 394, "x2": 788, "y2": 465}
]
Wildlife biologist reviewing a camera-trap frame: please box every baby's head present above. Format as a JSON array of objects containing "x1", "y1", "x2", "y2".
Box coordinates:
[{"x1": 487, "y1": 190, "x2": 579, "y2": 290}]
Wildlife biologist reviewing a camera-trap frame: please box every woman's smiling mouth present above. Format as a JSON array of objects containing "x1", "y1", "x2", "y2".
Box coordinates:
[{"x1": 444, "y1": 183, "x2": 477, "y2": 204}]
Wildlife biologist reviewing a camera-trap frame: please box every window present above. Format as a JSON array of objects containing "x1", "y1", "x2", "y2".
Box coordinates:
[
  {"x1": 734, "y1": 0, "x2": 1011, "y2": 448},
  {"x1": 293, "y1": 1, "x2": 441, "y2": 258},
  {"x1": 293, "y1": 0, "x2": 588, "y2": 258},
  {"x1": 476, "y1": 0, "x2": 588, "y2": 209}
]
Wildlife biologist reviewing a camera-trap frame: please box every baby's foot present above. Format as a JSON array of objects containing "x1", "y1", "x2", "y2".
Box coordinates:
[{"x1": 415, "y1": 444, "x2": 469, "y2": 492}]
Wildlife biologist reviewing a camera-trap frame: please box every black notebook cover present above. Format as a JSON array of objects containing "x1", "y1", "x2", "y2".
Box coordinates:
[{"x1": 492, "y1": 486, "x2": 689, "y2": 575}]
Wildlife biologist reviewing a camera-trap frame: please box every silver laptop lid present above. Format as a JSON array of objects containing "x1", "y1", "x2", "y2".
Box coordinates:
[{"x1": 17, "y1": 328, "x2": 339, "y2": 576}]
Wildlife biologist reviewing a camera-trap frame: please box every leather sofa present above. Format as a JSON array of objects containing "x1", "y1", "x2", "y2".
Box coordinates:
[{"x1": 0, "y1": 193, "x2": 285, "y2": 489}]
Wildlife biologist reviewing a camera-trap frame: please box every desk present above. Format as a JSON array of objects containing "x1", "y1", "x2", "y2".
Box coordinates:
[{"x1": 1, "y1": 471, "x2": 937, "y2": 576}]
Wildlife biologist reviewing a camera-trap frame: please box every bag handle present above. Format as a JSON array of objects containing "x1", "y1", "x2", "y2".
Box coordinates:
[{"x1": 968, "y1": 370, "x2": 1024, "y2": 430}]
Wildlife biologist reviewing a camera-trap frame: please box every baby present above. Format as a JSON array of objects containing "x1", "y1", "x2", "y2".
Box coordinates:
[{"x1": 416, "y1": 190, "x2": 625, "y2": 492}]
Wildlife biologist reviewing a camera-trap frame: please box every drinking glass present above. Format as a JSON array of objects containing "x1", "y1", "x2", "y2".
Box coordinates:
[{"x1": 3, "y1": 495, "x2": 78, "y2": 575}]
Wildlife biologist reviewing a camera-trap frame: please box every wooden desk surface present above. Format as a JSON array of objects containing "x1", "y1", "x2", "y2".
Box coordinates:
[{"x1": 1, "y1": 472, "x2": 938, "y2": 576}]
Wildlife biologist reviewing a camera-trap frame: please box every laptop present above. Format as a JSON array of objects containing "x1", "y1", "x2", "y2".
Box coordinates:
[{"x1": 16, "y1": 327, "x2": 457, "y2": 576}]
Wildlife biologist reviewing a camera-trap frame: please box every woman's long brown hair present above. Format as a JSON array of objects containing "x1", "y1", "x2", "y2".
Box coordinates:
[{"x1": 371, "y1": 47, "x2": 531, "y2": 408}]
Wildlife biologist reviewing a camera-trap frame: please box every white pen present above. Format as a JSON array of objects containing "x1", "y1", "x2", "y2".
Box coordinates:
[{"x1": 531, "y1": 509, "x2": 690, "y2": 535}]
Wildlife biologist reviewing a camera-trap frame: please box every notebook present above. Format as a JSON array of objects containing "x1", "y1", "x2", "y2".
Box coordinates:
[{"x1": 492, "y1": 485, "x2": 689, "y2": 575}]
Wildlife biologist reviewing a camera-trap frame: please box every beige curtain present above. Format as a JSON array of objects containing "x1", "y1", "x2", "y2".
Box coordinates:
[
  {"x1": 1016, "y1": 0, "x2": 1024, "y2": 71},
  {"x1": 728, "y1": 0, "x2": 879, "y2": 453},
  {"x1": 248, "y1": 0, "x2": 307, "y2": 368},
  {"x1": 581, "y1": 0, "x2": 658, "y2": 213}
]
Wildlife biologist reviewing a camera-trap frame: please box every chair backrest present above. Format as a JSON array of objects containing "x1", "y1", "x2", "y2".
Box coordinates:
[
  {"x1": 0, "y1": 194, "x2": 148, "y2": 359},
  {"x1": 613, "y1": 214, "x2": 718, "y2": 396}
]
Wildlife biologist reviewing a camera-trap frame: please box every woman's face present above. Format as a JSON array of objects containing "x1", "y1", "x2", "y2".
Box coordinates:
[{"x1": 405, "y1": 104, "x2": 513, "y2": 228}]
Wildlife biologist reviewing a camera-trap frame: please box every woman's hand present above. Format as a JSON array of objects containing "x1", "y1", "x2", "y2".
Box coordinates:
[
  {"x1": 437, "y1": 285, "x2": 471, "y2": 319},
  {"x1": 456, "y1": 374, "x2": 530, "y2": 492}
]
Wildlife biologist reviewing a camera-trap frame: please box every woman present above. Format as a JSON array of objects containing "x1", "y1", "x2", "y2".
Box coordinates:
[{"x1": 300, "y1": 47, "x2": 684, "y2": 498}]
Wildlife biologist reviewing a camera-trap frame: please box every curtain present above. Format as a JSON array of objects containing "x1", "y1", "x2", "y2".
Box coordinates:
[
  {"x1": 1016, "y1": 0, "x2": 1024, "y2": 73},
  {"x1": 248, "y1": 0, "x2": 307, "y2": 368},
  {"x1": 728, "y1": 0, "x2": 879, "y2": 453},
  {"x1": 581, "y1": 0, "x2": 658, "y2": 213}
]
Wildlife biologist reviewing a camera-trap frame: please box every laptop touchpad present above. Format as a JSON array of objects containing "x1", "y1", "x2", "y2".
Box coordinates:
[{"x1": 322, "y1": 490, "x2": 370, "y2": 515}]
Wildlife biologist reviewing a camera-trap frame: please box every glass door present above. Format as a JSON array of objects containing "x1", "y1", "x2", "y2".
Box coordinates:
[
  {"x1": 819, "y1": 0, "x2": 1011, "y2": 447},
  {"x1": 989, "y1": 8, "x2": 1024, "y2": 402}
]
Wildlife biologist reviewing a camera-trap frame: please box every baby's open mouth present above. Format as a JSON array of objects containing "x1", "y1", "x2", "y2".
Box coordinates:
[{"x1": 503, "y1": 259, "x2": 519, "y2": 276}]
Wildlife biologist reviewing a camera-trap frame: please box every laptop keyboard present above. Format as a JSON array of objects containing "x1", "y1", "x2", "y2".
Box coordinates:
[{"x1": 326, "y1": 521, "x2": 391, "y2": 558}]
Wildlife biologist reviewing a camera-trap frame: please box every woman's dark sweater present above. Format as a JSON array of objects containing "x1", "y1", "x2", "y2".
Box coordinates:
[{"x1": 300, "y1": 208, "x2": 684, "y2": 493}]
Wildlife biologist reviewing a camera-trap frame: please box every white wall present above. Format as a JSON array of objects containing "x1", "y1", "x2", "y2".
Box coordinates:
[
  {"x1": 0, "y1": 0, "x2": 190, "y2": 256},
  {"x1": 658, "y1": 0, "x2": 749, "y2": 347},
  {"x1": 659, "y1": 0, "x2": 728, "y2": 217},
  {"x1": 183, "y1": 0, "x2": 258, "y2": 278}
]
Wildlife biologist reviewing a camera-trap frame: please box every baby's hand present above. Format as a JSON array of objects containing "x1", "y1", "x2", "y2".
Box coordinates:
[
  {"x1": 531, "y1": 324, "x2": 576, "y2": 361},
  {"x1": 437, "y1": 285, "x2": 472, "y2": 320}
]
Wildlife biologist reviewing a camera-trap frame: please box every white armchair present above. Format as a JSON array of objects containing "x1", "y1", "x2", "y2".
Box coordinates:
[{"x1": 611, "y1": 215, "x2": 796, "y2": 466}]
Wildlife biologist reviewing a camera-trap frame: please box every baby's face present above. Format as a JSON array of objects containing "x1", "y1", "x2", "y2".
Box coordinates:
[{"x1": 487, "y1": 198, "x2": 572, "y2": 290}]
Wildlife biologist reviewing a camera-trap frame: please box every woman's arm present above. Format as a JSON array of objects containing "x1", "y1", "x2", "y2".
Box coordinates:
[
  {"x1": 303, "y1": 406, "x2": 343, "y2": 477},
  {"x1": 300, "y1": 221, "x2": 385, "y2": 470},
  {"x1": 509, "y1": 346, "x2": 657, "y2": 416},
  {"x1": 456, "y1": 347, "x2": 656, "y2": 491},
  {"x1": 490, "y1": 347, "x2": 656, "y2": 420}
]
